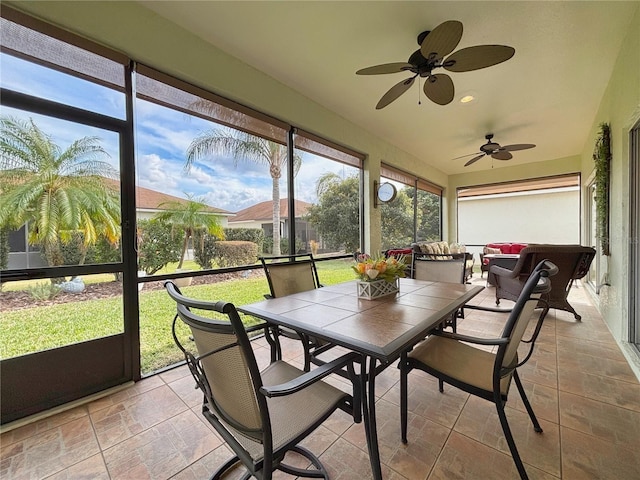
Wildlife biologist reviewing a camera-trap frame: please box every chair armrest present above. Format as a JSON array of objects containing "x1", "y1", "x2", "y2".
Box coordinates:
[
  {"x1": 434, "y1": 330, "x2": 509, "y2": 346},
  {"x1": 245, "y1": 321, "x2": 270, "y2": 333},
  {"x1": 490, "y1": 264, "x2": 520, "y2": 279},
  {"x1": 260, "y1": 352, "x2": 360, "y2": 397}
]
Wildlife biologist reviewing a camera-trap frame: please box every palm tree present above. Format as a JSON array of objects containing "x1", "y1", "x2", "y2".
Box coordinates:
[
  {"x1": 185, "y1": 128, "x2": 301, "y2": 256},
  {"x1": 154, "y1": 194, "x2": 224, "y2": 269},
  {"x1": 0, "y1": 116, "x2": 120, "y2": 268}
]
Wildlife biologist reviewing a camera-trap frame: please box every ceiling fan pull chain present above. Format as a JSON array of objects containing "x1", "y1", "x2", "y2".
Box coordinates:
[{"x1": 418, "y1": 78, "x2": 422, "y2": 105}]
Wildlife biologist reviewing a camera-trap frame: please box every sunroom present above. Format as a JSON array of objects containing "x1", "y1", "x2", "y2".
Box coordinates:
[{"x1": 1, "y1": 2, "x2": 639, "y2": 479}]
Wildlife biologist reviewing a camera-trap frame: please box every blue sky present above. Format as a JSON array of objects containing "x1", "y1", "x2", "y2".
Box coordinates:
[{"x1": 1, "y1": 53, "x2": 357, "y2": 213}]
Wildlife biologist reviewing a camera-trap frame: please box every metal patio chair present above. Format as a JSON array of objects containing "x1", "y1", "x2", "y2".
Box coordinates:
[
  {"x1": 166, "y1": 281, "x2": 360, "y2": 480},
  {"x1": 399, "y1": 260, "x2": 558, "y2": 480}
]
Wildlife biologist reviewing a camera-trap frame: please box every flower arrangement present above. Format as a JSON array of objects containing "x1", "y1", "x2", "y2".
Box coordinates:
[{"x1": 352, "y1": 253, "x2": 408, "y2": 283}]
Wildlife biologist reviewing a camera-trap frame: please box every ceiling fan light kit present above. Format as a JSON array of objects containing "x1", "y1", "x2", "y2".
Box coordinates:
[{"x1": 356, "y1": 20, "x2": 515, "y2": 109}]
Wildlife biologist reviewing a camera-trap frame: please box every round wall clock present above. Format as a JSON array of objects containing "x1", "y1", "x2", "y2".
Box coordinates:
[{"x1": 377, "y1": 182, "x2": 397, "y2": 203}]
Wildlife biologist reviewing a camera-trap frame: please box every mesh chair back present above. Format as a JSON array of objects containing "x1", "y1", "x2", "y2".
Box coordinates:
[
  {"x1": 261, "y1": 254, "x2": 320, "y2": 297},
  {"x1": 413, "y1": 255, "x2": 466, "y2": 284},
  {"x1": 166, "y1": 282, "x2": 265, "y2": 440},
  {"x1": 499, "y1": 261, "x2": 556, "y2": 372}
]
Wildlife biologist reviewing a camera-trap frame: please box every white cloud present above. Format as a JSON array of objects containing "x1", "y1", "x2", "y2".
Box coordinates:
[{"x1": 136, "y1": 153, "x2": 180, "y2": 193}]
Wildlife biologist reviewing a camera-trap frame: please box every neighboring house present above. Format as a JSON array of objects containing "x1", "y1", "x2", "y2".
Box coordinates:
[
  {"x1": 6, "y1": 184, "x2": 233, "y2": 269},
  {"x1": 228, "y1": 198, "x2": 320, "y2": 252},
  {"x1": 130, "y1": 183, "x2": 233, "y2": 223}
]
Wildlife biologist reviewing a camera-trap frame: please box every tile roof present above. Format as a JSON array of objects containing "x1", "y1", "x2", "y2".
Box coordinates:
[
  {"x1": 105, "y1": 179, "x2": 232, "y2": 215},
  {"x1": 230, "y1": 198, "x2": 311, "y2": 223}
]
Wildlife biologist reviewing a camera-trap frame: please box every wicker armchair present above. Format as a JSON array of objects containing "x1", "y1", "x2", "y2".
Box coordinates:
[
  {"x1": 491, "y1": 244, "x2": 595, "y2": 320},
  {"x1": 165, "y1": 281, "x2": 360, "y2": 480}
]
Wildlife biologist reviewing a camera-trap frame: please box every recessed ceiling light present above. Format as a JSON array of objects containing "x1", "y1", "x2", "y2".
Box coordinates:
[{"x1": 460, "y1": 95, "x2": 475, "y2": 103}]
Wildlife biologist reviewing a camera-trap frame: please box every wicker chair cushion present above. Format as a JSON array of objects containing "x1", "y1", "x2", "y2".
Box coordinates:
[{"x1": 414, "y1": 257, "x2": 465, "y2": 283}]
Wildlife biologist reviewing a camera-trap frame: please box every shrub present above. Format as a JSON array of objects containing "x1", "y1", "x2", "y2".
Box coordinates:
[
  {"x1": 93, "y1": 237, "x2": 121, "y2": 264},
  {"x1": 28, "y1": 282, "x2": 61, "y2": 301},
  {"x1": 224, "y1": 228, "x2": 265, "y2": 252},
  {"x1": 213, "y1": 241, "x2": 258, "y2": 267},
  {"x1": 137, "y1": 219, "x2": 182, "y2": 275},
  {"x1": 0, "y1": 228, "x2": 8, "y2": 290},
  {"x1": 193, "y1": 230, "x2": 217, "y2": 269},
  {"x1": 59, "y1": 232, "x2": 94, "y2": 265},
  {"x1": 280, "y1": 237, "x2": 304, "y2": 254},
  {"x1": 0, "y1": 228, "x2": 9, "y2": 271},
  {"x1": 262, "y1": 236, "x2": 304, "y2": 255}
]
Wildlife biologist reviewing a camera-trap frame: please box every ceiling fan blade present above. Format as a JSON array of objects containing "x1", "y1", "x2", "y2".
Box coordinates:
[
  {"x1": 464, "y1": 154, "x2": 485, "y2": 167},
  {"x1": 356, "y1": 62, "x2": 413, "y2": 75},
  {"x1": 444, "y1": 45, "x2": 515, "y2": 72},
  {"x1": 420, "y1": 20, "x2": 463, "y2": 61},
  {"x1": 376, "y1": 77, "x2": 415, "y2": 110},
  {"x1": 423, "y1": 73, "x2": 454, "y2": 105},
  {"x1": 492, "y1": 150, "x2": 513, "y2": 160},
  {"x1": 451, "y1": 151, "x2": 481, "y2": 160},
  {"x1": 502, "y1": 143, "x2": 536, "y2": 152}
]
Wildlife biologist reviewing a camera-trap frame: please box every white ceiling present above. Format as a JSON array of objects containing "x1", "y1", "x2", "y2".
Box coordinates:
[{"x1": 138, "y1": 1, "x2": 638, "y2": 175}]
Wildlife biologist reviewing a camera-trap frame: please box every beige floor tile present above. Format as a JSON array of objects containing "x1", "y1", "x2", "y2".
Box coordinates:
[
  {"x1": 557, "y1": 342, "x2": 638, "y2": 382},
  {"x1": 556, "y1": 335, "x2": 629, "y2": 362},
  {"x1": 557, "y1": 369, "x2": 640, "y2": 412},
  {"x1": 91, "y1": 385, "x2": 188, "y2": 450},
  {"x1": 509, "y1": 379, "x2": 560, "y2": 425},
  {"x1": 428, "y1": 431, "x2": 557, "y2": 480},
  {"x1": 45, "y1": 453, "x2": 110, "y2": 480},
  {"x1": 559, "y1": 391, "x2": 640, "y2": 446},
  {"x1": 1, "y1": 416, "x2": 100, "y2": 480},
  {"x1": 103, "y1": 410, "x2": 221, "y2": 480},
  {"x1": 0, "y1": 405, "x2": 88, "y2": 447},
  {"x1": 455, "y1": 396, "x2": 561, "y2": 477},
  {"x1": 560, "y1": 426, "x2": 640, "y2": 479}
]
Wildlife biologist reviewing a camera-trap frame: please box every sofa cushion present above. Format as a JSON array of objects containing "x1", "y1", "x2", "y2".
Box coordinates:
[
  {"x1": 511, "y1": 243, "x2": 528, "y2": 254},
  {"x1": 485, "y1": 243, "x2": 528, "y2": 254},
  {"x1": 416, "y1": 241, "x2": 449, "y2": 255}
]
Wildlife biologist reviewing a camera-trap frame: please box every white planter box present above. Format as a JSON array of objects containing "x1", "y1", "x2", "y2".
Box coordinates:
[{"x1": 357, "y1": 278, "x2": 399, "y2": 300}]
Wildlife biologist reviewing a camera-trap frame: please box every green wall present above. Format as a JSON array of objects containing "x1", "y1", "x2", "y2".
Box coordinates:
[{"x1": 579, "y1": 5, "x2": 640, "y2": 346}]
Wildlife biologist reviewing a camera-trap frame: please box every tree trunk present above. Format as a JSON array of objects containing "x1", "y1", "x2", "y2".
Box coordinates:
[
  {"x1": 272, "y1": 176, "x2": 281, "y2": 256},
  {"x1": 44, "y1": 241, "x2": 66, "y2": 284},
  {"x1": 178, "y1": 233, "x2": 189, "y2": 269}
]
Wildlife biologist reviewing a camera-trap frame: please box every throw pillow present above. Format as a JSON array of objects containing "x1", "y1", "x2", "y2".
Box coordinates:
[{"x1": 483, "y1": 247, "x2": 502, "y2": 255}]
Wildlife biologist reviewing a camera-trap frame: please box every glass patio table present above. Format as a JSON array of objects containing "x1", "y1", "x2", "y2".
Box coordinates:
[{"x1": 238, "y1": 277, "x2": 484, "y2": 480}]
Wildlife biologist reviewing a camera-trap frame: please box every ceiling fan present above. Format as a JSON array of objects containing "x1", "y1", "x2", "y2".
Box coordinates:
[
  {"x1": 457, "y1": 134, "x2": 536, "y2": 166},
  {"x1": 356, "y1": 20, "x2": 515, "y2": 109}
]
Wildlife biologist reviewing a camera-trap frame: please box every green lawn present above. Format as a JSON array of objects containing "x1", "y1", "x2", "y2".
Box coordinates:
[{"x1": 0, "y1": 259, "x2": 355, "y2": 373}]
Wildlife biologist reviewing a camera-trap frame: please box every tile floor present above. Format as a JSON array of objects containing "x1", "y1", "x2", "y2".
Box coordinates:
[{"x1": 2, "y1": 277, "x2": 640, "y2": 479}]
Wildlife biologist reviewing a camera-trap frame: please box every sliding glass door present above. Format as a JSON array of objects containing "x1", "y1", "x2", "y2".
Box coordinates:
[{"x1": 0, "y1": 13, "x2": 137, "y2": 423}]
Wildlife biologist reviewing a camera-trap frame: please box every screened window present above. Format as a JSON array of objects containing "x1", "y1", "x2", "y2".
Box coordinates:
[
  {"x1": 0, "y1": 12, "x2": 126, "y2": 118},
  {"x1": 294, "y1": 130, "x2": 364, "y2": 256},
  {"x1": 380, "y1": 164, "x2": 442, "y2": 250}
]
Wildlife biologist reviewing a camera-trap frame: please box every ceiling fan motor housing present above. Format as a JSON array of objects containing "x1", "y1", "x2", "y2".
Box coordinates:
[{"x1": 482, "y1": 142, "x2": 501, "y2": 153}]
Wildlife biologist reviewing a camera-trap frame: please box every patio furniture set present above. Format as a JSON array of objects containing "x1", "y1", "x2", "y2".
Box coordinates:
[{"x1": 164, "y1": 245, "x2": 592, "y2": 480}]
